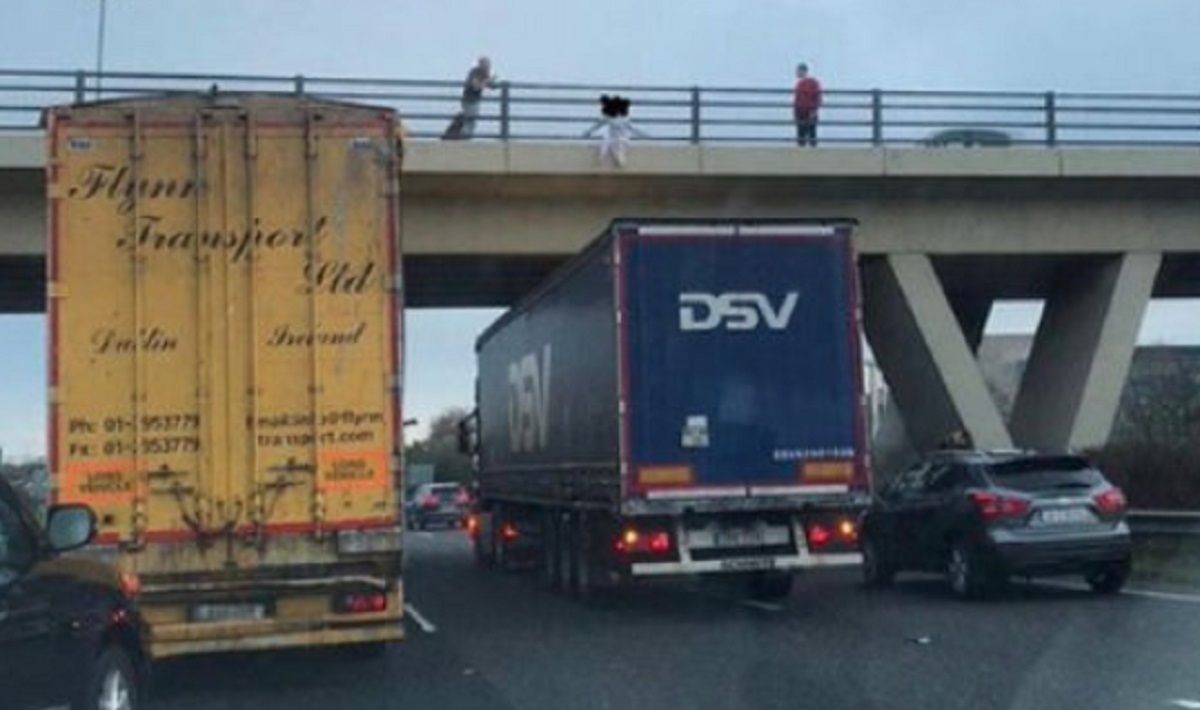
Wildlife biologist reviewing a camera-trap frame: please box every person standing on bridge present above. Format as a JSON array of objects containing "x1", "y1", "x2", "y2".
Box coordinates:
[
  {"x1": 793, "y1": 62, "x2": 823, "y2": 147},
  {"x1": 443, "y1": 56, "x2": 499, "y2": 140}
]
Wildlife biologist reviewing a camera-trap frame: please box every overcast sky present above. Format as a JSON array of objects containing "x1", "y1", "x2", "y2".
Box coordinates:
[{"x1": 1, "y1": 0, "x2": 1198, "y2": 459}]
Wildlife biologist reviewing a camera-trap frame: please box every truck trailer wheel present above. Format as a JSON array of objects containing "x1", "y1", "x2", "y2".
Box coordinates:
[
  {"x1": 474, "y1": 512, "x2": 496, "y2": 568},
  {"x1": 747, "y1": 571, "x2": 794, "y2": 601},
  {"x1": 541, "y1": 511, "x2": 561, "y2": 588},
  {"x1": 572, "y1": 515, "x2": 593, "y2": 598},
  {"x1": 557, "y1": 514, "x2": 577, "y2": 594}
]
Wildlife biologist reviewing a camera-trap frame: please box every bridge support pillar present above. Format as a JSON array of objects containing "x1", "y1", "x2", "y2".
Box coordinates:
[
  {"x1": 1009, "y1": 252, "x2": 1161, "y2": 452},
  {"x1": 862, "y1": 254, "x2": 1011, "y2": 453},
  {"x1": 947, "y1": 291, "x2": 993, "y2": 354}
]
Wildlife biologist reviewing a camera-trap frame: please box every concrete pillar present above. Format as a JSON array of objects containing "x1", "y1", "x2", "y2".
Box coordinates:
[
  {"x1": 947, "y1": 292, "x2": 993, "y2": 354},
  {"x1": 861, "y1": 254, "x2": 1012, "y2": 454},
  {"x1": 1010, "y1": 253, "x2": 1161, "y2": 451}
]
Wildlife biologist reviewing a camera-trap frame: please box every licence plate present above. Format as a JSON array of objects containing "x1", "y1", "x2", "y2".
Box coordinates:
[
  {"x1": 1036, "y1": 508, "x2": 1095, "y2": 526},
  {"x1": 189, "y1": 603, "x2": 268, "y2": 624},
  {"x1": 720, "y1": 557, "x2": 776, "y2": 571},
  {"x1": 713, "y1": 529, "x2": 765, "y2": 548}
]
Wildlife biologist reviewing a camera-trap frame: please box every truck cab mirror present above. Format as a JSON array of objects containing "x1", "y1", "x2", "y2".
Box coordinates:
[{"x1": 457, "y1": 414, "x2": 478, "y2": 456}]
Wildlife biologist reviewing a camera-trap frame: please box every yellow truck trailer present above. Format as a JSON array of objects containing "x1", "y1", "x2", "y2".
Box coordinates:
[{"x1": 45, "y1": 94, "x2": 405, "y2": 658}]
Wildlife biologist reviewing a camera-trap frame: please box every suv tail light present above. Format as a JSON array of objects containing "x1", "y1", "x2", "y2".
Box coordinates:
[
  {"x1": 969, "y1": 491, "x2": 1031, "y2": 522},
  {"x1": 1094, "y1": 487, "x2": 1127, "y2": 515},
  {"x1": 420, "y1": 496, "x2": 439, "y2": 510}
]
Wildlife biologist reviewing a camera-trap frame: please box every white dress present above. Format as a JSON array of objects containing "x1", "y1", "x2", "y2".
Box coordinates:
[{"x1": 584, "y1": 117, "x2": 645, "y2": 167}]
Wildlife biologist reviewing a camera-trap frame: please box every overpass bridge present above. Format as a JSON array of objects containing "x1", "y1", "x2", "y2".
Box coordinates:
[{"x1": 1, "y1": 69, "x2": 1198, "y2": 457}]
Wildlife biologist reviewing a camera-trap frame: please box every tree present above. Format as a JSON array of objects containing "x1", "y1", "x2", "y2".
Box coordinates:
[{"x1": 404, "y1": 407, "x2": 474, "y2": 485}]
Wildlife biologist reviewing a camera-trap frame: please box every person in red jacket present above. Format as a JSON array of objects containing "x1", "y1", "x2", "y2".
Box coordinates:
[{"x1": 793, "y1": 63, "x2": 823, "y2": 146}]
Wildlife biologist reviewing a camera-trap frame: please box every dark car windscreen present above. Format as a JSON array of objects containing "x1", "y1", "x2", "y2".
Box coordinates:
[{"x1": 984, "y1": 457, "x2": 1106, "y2": 492}]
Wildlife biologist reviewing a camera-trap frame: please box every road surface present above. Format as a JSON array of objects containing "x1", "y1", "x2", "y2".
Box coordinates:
[{"x1": 150, "y1": 530, "x2": 1200, "y2": 710}]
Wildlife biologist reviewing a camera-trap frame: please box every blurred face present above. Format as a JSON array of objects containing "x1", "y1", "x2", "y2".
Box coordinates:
[
  {"x1": 796, "y1": 65, "x2": 808, "y2": 79},
  {"x1": 479, "y1": 57, "x2": 492, "y2": 73}
]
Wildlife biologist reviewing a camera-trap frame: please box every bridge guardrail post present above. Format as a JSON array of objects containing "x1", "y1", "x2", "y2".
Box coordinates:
[
  {"x1": 871, "y1": 89, "x2": 883, "y2": 146},
  {"x1": 74, "y1": 71, "x2": 86, "y2": 104},
  {"x1": 294, "y1": 75, "x2": 305, "y2": 97},
  {"x1": 500, "y1": 82, "x2": 511, "y2": 141},
  {"x1": 1044, "y1": 91, "x2": 1057, "y2": 146},
  {"x1": 690, "y1": 87, "x2": 701, "y2": 145}
]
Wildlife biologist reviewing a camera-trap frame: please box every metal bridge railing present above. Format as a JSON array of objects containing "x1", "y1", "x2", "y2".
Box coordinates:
[{"x1": 2, "y1": 68, "x2": 1200, "y2": 147}]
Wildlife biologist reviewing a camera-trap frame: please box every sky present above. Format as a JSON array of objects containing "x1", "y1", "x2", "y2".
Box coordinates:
[{"x1": 1, "y1": 0, "x2": 1199, "y2": 459}]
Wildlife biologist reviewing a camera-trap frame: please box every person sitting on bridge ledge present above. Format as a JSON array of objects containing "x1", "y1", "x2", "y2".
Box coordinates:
[
  {"x1": 793, "y1": 62, "x2": 823, "y2": 147},
  {"x1": 583, "y1": 94, "x2": 647, "y2": 168},
  {"x1": 443, "y1": 56, "x2": 498, "y2": 140}
]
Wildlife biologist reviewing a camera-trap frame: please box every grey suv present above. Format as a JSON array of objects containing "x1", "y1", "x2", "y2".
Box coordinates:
[{"x1": 860, "y1": 451, "x2": 1133, "y2": 599}]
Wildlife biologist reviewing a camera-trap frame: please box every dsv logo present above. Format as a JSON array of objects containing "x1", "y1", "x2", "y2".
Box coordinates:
[
  {"x1": 508, "y1": 345, "x2": 552, "y2": 453},
  {"x1": 679, "y1": 292, "x2": 800, "y2": 331}
]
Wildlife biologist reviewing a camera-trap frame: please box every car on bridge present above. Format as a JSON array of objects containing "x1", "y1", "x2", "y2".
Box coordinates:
[
  {"x1": 0, "y1": 472, "x2": 148, "y2": 710},
  {"x1": 860, "y1": 450, "x2": 1132, "y2": 599}
]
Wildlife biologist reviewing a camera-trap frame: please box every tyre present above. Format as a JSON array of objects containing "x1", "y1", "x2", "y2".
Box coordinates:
[
  {"x1": 861, "y1": 538, "x2": 895, "y2": 588},
  {"x1": 1086, "y1": 559, "x2": 1131, "y2": 594},
  {"x1": 747, "y1": 571, "x2": 794, "y2": 601},
  {"x1": 557, "y1": 514, "x2": 577, "y2": 594},
  {"x1": 494, "y1": 518, "x2": 511, "y2": 571},
  {"x1": 474, "y1": 513, "x2": 495, "y2": 568},
  {"x1": 573, "y1": 515, "x2": 593, "y2": 599},
  {"x1": 947, "y1": 540, "x2": 994, "y2": 600},
  {"x1": 541, "y1": 511, "x2": 561, "y2": 588},
  {"x1": 78, "y1": 645, "x2": 138, "y2": 710}
]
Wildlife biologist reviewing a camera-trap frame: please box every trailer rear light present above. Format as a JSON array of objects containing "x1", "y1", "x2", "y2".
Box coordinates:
[
  {"x1": 335, "y1": 591, "x2": 388, "y2": 615},
  {"x1": 837, "y1": 519, "x2": 858, "y2": 543},
  {"x1": 807, "y1": 524, "x2": 832, "y2": 549},
  {"x1": 615, "y1": 527, "x2": 673, "y2": 556},
  {"x1": 970, "y1": 491, "x2": 1031, "y2": 522},
  {"x1": 1094, "y1": 487, "x2": 1127, "y2": 515},
  {"x1": 500, "y1": 522, "x2": 520, "y2": 543}
]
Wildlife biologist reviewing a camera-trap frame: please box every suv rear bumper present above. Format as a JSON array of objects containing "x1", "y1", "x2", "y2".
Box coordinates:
[{"x1": 989, "y1": 529, "x2": 1132, "y2": 575}]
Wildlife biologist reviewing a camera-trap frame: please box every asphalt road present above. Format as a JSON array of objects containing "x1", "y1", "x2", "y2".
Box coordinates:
[{"x1": 150, "y1": 530, "x2": 1200, "y2": 710}]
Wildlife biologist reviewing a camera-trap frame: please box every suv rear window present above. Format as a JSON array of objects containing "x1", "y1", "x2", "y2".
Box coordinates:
[
  {"x1": 429, "y1": 485, "x2": 464, "y2": 501},
  {"x1": 983, "y1": 456, "x2": 1105, "y2": 492}
]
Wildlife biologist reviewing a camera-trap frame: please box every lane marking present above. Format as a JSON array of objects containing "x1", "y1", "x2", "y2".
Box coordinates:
[
  {"x1": 403, "y1": 603, "x2": 438, "y2": 633},
  {"x1": 738, "y1": 598, "x2": 786, "y2": 612},
  {"x1": 1033, "y1": 580, "x2": 1200, "y2": 605},
  {"x1": 1168, "y1": 700, "x2": 1200, "y2": 709}
]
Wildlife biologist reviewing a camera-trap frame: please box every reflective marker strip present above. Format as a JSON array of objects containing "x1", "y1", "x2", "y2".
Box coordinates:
[
  {"x1": 748, "y1": 484, "x2": 849, "y2": 496},
  {"x1": 644, "y1": 487, "x2": 748, "y2": 500}
]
